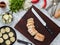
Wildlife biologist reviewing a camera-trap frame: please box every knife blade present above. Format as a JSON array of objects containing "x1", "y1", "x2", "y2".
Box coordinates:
[{"x1": 31, "y1": 8, "x2": 54, "y2": 35}]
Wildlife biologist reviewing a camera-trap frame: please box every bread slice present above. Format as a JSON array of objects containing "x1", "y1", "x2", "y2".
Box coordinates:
[
  {"x1": 34, "y1": 33, "x2": 45, "y2": 42},
  {"x1": 26, "y1": 22, "x2": 34, "y2": 27},
  {"x1": 27, "y1": 25, "x2": 35, "y2": 29},
  {"x1": 27, "y1": 18, "x2": 34, "y2": 22},
  {"x1": 28, "y1": 28, "x2": 38, "y2": 36},
  {"x1": 27, "y1": 20, "x2": 34, "y2": 23}
]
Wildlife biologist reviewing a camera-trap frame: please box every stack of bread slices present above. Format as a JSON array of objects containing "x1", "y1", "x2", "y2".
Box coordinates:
[{"x1": 26, "y1": 18, "x2": 45, "y2": 42}]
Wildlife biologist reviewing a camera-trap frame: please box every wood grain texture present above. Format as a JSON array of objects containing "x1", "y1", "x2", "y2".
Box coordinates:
[{"x1": 15, "y1": 5, "x2": 60, "y2": 45}]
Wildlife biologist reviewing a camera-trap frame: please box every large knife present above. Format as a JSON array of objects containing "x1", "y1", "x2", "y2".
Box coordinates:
[{"x1": 31, "y1": 8, "x2": 54, "y2": 35}]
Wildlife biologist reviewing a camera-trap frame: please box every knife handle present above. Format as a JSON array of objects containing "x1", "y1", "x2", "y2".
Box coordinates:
[
  {"x1": 45, "y1": 26, "x2": 54, "y2": 35},
  {"x1": 17, "y1": 39, "x2": 32, "y2": 45}
]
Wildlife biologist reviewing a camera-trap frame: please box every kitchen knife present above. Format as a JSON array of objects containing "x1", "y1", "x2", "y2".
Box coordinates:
[{"x1": 31, "y1": 8, "x2": 54, "y2": 35}]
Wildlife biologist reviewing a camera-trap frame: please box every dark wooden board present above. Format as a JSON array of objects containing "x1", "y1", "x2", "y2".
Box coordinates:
[{"x1": 15, "y1": 5, "x2": 60, "y2": 45}]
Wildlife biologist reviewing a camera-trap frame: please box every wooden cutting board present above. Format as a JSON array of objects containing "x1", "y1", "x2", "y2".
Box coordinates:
[{"x1": 15, "y1": 5, "x2": 60, "y2": 45}]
